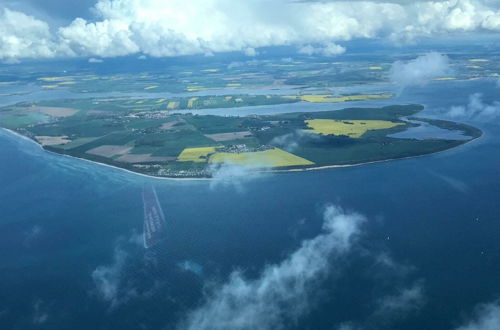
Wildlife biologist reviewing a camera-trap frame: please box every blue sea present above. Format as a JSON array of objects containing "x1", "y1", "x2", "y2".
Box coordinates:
[{"x1": 1, "y1": 79, "x2": 500, "y2": 329}]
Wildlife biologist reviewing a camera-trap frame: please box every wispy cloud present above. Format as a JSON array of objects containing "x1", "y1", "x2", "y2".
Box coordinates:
[
  {"x1": 456, "y1": 300, "x2": 500, "y2": 330},
  {"x1": 270, "y1": 130, "x2": 318, "y2": 152},
  {"x1": 446, "y1": 93, "x2": 500, "y2": 121},
  {"x1": 32, "y1": 299, "x2": 49, "y2": 325},
  {"x1": 429, "y1": 171, "x2": 469, "y2": 193},
  {"x1": 91, "y1": 232, "x2": 151, "y2": 309},
  {"x1": 208, "y1": 163, "x2": 267, "y2": 192},
  {"x1": 92, "y1": 244, "x2": 128, "y2": 307},
  {"x1": 179, "y1": 205, "x2": 366, "y2": 330},
  {"x1": 375, "y1": 282, "x2": 425, "y2": 317},
  {"x1": 390, "y1": 52, "x2": 451, "y2": 87}
]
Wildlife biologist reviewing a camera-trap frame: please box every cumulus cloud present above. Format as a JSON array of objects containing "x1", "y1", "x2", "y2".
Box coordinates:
[
  {"x1": 1, "y1": 0, "x2": 500, "y2": 60},
  {"x1": 456, "y1": 301, "x2": 500, "y2": 330},
  {"x1": 0, "y1": 8, "x2": 60, "y2": 62},
  {"x1": 179, "y1": 205, "x2": 366, "y2": 330},
  {"x1": 446, "y1": 93, "x2": 500, "y2": 121},
  {"x1": 390, "y1": 52, "x2": 451, "y2": 87}
]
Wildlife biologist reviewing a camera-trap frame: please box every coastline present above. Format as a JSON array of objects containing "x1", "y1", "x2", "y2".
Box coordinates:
[{"x1": 1, "y1": 127, "x2": 483, "y2": 182}]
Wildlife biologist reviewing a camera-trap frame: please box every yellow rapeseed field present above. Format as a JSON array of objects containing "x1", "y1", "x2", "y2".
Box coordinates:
[
  {"x1": 209, "y1": 148, "x2": 314, "y2": 168},
  {"x1": 177, "y1": 147, "x2": 219, "y2": 162},
  {"x1": 167, "y1": 101, "x2": 179, "y2": 110},
  {"x1": 305, "y1": 119, "x2": 404, "y2": 138},
  {"x1": 187, "y1": 98, "x2": 198, "y2": 108}
]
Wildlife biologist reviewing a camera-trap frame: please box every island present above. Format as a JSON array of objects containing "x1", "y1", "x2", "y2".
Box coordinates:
[{"x1": 0, "y1": 100, "x2": 482, "y2": 178}]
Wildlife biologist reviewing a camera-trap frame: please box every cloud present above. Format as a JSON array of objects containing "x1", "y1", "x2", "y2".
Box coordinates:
[
  {"x1": 0, "y1": 8, "x2": 60, "y2": 62},
  {"x1": 92, "y1": 244, "x2": 128, "y2": 307},
  {"x1": 298, "y1": 42, "x2": 346, "y2": 56},
  {"x1": 32, "y1": 299, "x2": 49, "y2": 325},
  {"x1": 90, "y1": 232, "x2": 149, "y2": 308},
  {"x1": 446, "y1": 93, "x2": 500, "y2": 121},
  {"x1": 375, "y1": 282, "x2": 425, "y2": 317},
  {"x1": 178, "y1": 260, "x2": 204, "y2": 277},
  {"x1": 270, "y1": 130, "x2": 318, "y2": 152},
  {"x1": 208, "y1": 163, "x2": 267, "y2": 192},
  {"x1": 88, "y1": 57, "x2": 103, "y2": 63},
  {"x1": 23, "y1": 225, "x2": 44, "y2": 247},
  {"x1": 179, "y1": 205, "x2": 366, "y2": 330},
  {"x1": 389, "y1": 52, "x2": 451, "y2": 87},
  {"x1": 1, "y1": 0, "x2": 500, "y2": 61},
  {"x1": 456, "y1": 301, "x2": 500, "y2": 330}
]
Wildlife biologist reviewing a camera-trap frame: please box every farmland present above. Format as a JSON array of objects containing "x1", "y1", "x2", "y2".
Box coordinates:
[{"x1": 0, "y1": 100, "x2": 481, "y2": 178}]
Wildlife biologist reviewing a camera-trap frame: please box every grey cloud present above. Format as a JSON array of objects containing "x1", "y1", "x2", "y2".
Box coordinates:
[{"x1": 179, "y1": 205, "x2": 366, "y2": 330}]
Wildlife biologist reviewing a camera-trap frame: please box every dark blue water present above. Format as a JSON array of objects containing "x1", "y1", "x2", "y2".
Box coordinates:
[{"x1": 1, "y1": 81, "x2": 500, "y2": 329}]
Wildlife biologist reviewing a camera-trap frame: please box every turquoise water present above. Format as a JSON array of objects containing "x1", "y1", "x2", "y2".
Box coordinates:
[{"x1": 1, "y1": 80, "x2": 500, "y2": 329}]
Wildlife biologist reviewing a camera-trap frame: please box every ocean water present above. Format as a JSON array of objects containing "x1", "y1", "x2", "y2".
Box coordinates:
[{"x1": 1, "y1": 80, "x2": 500, "y2": 329}]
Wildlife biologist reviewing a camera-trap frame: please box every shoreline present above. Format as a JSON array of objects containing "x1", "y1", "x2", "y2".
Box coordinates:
[{"x1": 2, "y1": 128, "x2": 482, "y2": 182}]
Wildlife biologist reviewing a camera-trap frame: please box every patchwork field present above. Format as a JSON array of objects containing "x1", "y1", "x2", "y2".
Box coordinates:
[{"x1": 0, "y1": 99, "x2": 482, "y2": 178}]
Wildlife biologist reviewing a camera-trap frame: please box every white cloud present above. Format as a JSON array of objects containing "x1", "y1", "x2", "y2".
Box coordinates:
[
  {"x1": 243, "y1": 47, "x2": 258, "y2": 57},
  {"x1": 298, "y1": 42, "x2": 346, "y2": 56},
  {"x1": 375, "y1": 282, "x2": 425, "y2": 317},
  {"x1": 92, "y1": 244, "x2": 128, "y2": 307},
  {"x1": 0, "y1": 8, "x2": 59, "y2": 62},
  {"x1": 88, "y1": 57, "x2": 103, "y2": 63},
  {"x1": 1, "y1": 0, "x2": 500, "y2": 60},
  {"x1": 179, "y1": 205, "x2": 366, "y2": 330},
  {"x1": 270, "y1": 130, "x2": 318, "y2": 152},
  {"x1": 456, "y1": 301, "x2": 500, "y2": 330},
  {"x1": 446, "y1": 93, "x2": 500, "y2": 121},
  {"x1": 32, "y1": 299, "x2": 49, "y2": 325},
  {"x1": 209, "y1": 163, "x2": 266, "y2": 192},
  {"x1": 390, "y1": 52, "x2": 451, "y2": 87}
]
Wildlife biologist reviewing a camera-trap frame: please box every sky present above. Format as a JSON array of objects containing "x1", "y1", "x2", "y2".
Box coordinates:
[{"x1": 0, "y1": 0, "x2": 499, "y2": 63}]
